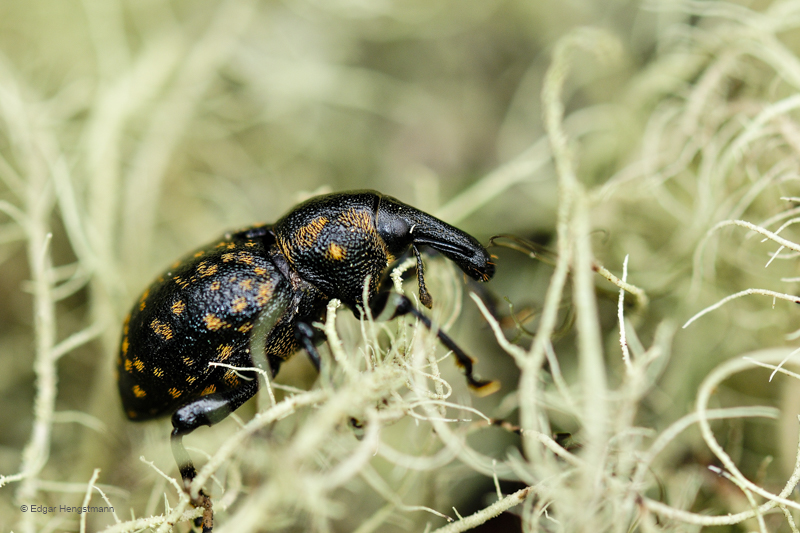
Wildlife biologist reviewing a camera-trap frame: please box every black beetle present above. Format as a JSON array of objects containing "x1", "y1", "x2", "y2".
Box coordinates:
[{"x1": 117, "y1": 190, "x2": 497, "y2": 530}]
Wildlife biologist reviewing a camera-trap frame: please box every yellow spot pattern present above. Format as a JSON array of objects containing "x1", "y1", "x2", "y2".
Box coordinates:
[
  {"x1": 295, "y1": 217, "x2": 329, "y2": 249},
  {"x1": 217, "y1": 344, "x2": 234, "y2": 361},
  {"x1": 201, "y1": 384, "x2": 217, "y2": 396},
  {"x1": 327, "y1": 242, "x2": 345, "y2": 261},
  {"x1": 223, "y1": 370, "x2": 239, "y2": 387},
  {"x1": 338, "y1": 208, "x2": 390, "y2": 263},
  {"x1": 132, "y1": 385, "x2": 146, "y2": 398},
  {"x1": 153, "y1": 367, "x2": 164, "y2": 378},
  {"x1": 239, "y1": 279, "x2": 253, "y2": 290},
  {"x1": 237, "y1": 323, "x2": 253, "y2": 333},
  {"x1": 171, "y1": 300, "x2": 186, "y2": 315},
  {"x1": 121, "y1": 337, "x2": 129, "y2": 355},
  {"x1": 168, "y1": 387, "x2": 182, "y2": 399},
  {"x1": 236, "y1": 251, "x2": 254, "y2": 265},
  {"x1": 210, "y1": 281, "x2": 221, "y2": 291},
  {"x1": 139, "y1": 289, "x2": 150, "y2": 311},
  {"x1": 337, "y1": 208, "x2": 373, "y2": 233},
  {"x1": 253, "y1": 266, "x2": 267, "y2": 276},
  {"x1": 255, "y1": 281, "x2": 273, "y2": 306},
  {"x1": 124, "y1": 358, "x2": 132, "y2": 372},
  {"x1": 197, "y1": 261, "x2": 219, "y2": 278},
  {"x1": 151, "y1": 319, "x2": 174, "y2": 340},
  {"x1": 231, "y1": 296, "x2": 248, "y2": 313},
  {"x1": 204, "y1": 314, "x2": 228, "y2": 331},
  {"x1": 133, "y1": 358, "x2": 145, "y2": 372},
  {"x1": 221, "y1": 252, "x2": 234, "y2": 262}
]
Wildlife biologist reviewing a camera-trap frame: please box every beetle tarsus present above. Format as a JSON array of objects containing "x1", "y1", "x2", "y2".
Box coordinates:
[
  {"x1": 171, "y1": 429, "x2": 214, "y2": 532},
  {"x1": 371, "y1": 291, "x2": 499, "y2": 395}
]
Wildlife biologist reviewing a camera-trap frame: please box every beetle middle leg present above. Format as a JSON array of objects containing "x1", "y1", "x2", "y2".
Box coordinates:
[
  {"x1": 294, "y1": 321, "x2": 326, "y2": 371},
  {"x1": 369, "y1": 292, "x2": 499, "y2": 396},
  {"x1": 170, "y1": 377, "x2": 259, "y2": 532}
]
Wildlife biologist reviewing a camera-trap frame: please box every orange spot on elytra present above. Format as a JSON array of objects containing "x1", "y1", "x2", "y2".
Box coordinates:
[
  {"x1": 197, "y1": 261, "x2": 219, "y2": 278},
  {"x1": 151, "y1": 319, "x2": 174, "y2": 340},
  {"x1": 217, "y1": 344, "x2": 234, "y2": 361},
  {"x1": 139, "y1": 289, "x2": 150, "y2": 311},
  {"x1": 236, "y1": 251, "x2": 254, "y2": 265},
  {"x1": 254, "y1": 281, "x2": 273, "y2": 306},
  {"x1": 231, "y1": 296, "x2": 247, "y2": 313},
  {"x1": 204, "y1": 314, "x2": 228, "y2": 331},
  {"x1": 223, "y1": 370, "x2": 239, "y2": 387},
  {"x1": 132, "y1": 385, "x2": 146, "y2": 398}
]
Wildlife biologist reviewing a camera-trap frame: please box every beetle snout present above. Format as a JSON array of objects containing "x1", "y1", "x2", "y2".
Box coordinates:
[{"x1": 462, "y1": 248, "x2": 495, "y2": 282}]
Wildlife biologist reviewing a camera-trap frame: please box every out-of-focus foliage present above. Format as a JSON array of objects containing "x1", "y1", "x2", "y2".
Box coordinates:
[{"x1": 5, "y1": 0, "x2": 800, "y2": 531}]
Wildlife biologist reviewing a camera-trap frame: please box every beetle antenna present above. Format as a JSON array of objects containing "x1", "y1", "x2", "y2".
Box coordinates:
[{"x1": 412, "y1": 244, "x2": 433, "y2": 309}]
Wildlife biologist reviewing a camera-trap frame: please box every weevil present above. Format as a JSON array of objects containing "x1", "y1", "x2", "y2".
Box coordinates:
[{"x1": 117, "y1": 190, "x2": 497, "y2": 531}]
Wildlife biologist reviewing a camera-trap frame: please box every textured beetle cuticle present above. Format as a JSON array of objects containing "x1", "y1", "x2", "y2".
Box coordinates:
[{"x1": 117, "y1": 190, "x2": 497, "y2": 533}]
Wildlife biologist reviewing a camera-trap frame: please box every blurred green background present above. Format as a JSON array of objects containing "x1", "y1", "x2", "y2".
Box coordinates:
[{"x1": 4, "y1": 0, "x2": 800, "y2": 531}]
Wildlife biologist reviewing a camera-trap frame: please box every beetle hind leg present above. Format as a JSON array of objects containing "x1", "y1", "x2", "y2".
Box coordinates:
[
  {"x1": 170, "y1": 378, "x2": 259, "y2": 532},
  {"x1": 171, "y1": 428, "x2": 213, "y2": 532}
]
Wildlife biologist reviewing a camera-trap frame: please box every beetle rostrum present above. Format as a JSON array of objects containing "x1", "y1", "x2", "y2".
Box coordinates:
[{"x1": 117, "y1": 190, "x2": 497, "y2": 531}]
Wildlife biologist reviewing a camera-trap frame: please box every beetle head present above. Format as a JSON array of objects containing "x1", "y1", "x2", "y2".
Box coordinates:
[
  {"x1": 376, "y1": 195, "x2": 495, "y2": 283},
  {"x1": 273, "y1": 190, "x2": 494, "y2": 311}
]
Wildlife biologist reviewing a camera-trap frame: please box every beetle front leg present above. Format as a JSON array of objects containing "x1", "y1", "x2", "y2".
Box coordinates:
[{"x1": 370, "y1": 292, "x2": 499, "y2": 396}]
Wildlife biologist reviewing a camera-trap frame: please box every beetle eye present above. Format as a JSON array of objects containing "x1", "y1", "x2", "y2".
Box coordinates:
[{"x1": 376, "y1": 209, "x2": 412, "y2": 256}]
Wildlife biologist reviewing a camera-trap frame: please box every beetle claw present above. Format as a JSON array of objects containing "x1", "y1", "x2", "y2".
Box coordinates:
[{"x1": 191, "y1": 490, "x2": 213, "y2": 533}]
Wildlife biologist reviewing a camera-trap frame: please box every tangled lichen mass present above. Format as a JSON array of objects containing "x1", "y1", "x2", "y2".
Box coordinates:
[{"x1": 4, "y1": 1, "x2": 800, "y2": 532}]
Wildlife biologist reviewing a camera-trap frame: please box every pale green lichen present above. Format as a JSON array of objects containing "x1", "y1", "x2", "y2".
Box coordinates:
[{"x1": 5, "y1": 1, "x2": 800, "y2": 532}]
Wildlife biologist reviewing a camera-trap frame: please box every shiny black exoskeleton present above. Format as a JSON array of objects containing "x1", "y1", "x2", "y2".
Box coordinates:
[{"x1": 117, "y1": 190, "x2": 497, "y2": 531}]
